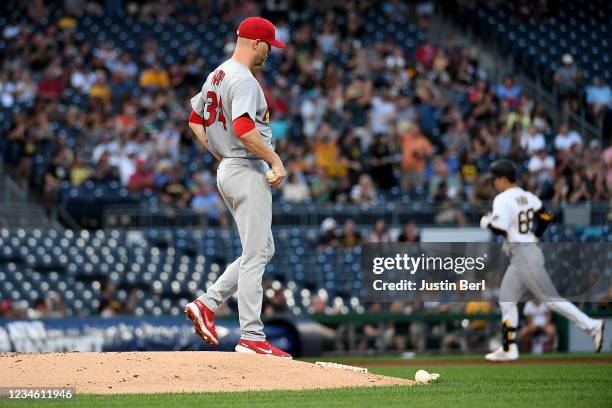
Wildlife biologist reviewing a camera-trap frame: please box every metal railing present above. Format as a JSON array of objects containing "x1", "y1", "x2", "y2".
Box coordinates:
[
  {"x1": 0, "y1": 206, "x2": 54, "y2": 228},
  {"x1": 101, "y1": 203, "x2": 610, "y2": 229}
]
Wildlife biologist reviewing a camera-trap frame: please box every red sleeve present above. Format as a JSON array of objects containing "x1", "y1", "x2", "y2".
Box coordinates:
[
  {"x1": 189, "y1": 110, "x2": 204, "y2": 125},
  {"x1": 232, "y1": 114, "x2": 256, "y2": 137}
]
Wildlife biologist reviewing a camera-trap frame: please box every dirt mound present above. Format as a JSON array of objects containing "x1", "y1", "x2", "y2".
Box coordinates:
[{"x1": 0, "y1": 352, "x2": 414, "y2": 394}]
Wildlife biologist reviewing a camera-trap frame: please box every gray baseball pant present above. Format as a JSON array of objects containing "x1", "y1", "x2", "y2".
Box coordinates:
[
  {"x1": 499, "y1": 244, "x2": 598, "y2": 333},
  {"x1": 198, "y1": 158, "x2": 274, "y2": 341}
]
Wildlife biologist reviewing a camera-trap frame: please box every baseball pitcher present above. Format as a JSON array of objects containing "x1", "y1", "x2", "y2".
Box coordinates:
[
  {"x1": 184, "y1": 17, "x2": 291, "y2": 358},
  {"x1": 480, "y1": 159, "x2": 604, "y2": 361}
]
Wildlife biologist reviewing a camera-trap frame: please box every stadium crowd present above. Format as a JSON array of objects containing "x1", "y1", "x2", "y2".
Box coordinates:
[{"x1": 1, "y1": 0, "x2": 609, "y2": 229}]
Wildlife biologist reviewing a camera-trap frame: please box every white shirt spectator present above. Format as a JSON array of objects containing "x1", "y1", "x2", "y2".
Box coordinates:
[
  {"x1": 528, "y1": 153, "x2": 555, "y2": 183},
  {"x1": 71, "y1": 69, "x2": 97, "y2": 94},
  {"x1": 300, "y1": 95, "x2": 326, "y2": 138},
  {"x1": 554, "y1": 129, "x2": 582, "y2": 151},
  {"x1": 108, "y1": 153, "x2": 136, "y2": 186},
  {"x1": 524, "y1": 300, "x2": 550, "y2": 328},
  {"x1": 520, "y1": 129, "x2": 546, "y2": 156},
  {"x1": 107, "y1": 58, "x2": 138, "y2": 80},
  {"x1": 282, "y1": 179, "x2": 310, "y2": 203},
  {"x1": 14, "y1": 74, "x2": 36, "y2": 104},
  {"x1": 370, "y1": 96, "x2": 396, "y2": 135}
]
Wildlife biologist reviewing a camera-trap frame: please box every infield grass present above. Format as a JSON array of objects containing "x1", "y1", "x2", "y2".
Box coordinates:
[{"x1": 5, "y1": 354, "x2": 611, "y2": 408}]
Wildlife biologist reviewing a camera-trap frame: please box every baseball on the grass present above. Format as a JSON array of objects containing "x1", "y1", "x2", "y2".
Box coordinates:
[
  {"x1": 266, "y1": 169, "x2": 276, "y2": 181},
  {"x1": 415, "y1": 370, "x2": 430, "y2": 383}
]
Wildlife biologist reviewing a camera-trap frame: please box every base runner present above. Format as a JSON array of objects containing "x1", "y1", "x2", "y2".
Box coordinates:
[{"x1": 480, "y1": 159, "x2": 605, "y2": 361}]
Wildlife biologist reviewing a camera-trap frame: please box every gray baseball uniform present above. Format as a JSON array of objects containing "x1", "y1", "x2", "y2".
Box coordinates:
[
  {"x1": 492, "y1": 187, "x2": 598, "y2": 333},
  {"x1": 191, "y1": 59, "x2": 274, "y2": 341}
]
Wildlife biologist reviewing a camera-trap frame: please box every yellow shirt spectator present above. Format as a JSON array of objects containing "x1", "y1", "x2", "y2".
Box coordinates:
[
  {"x1": 89, "y1": 83, "x2": 112, "y2": 103},
  {"x1": 314, "y1": 139, "x2": 347, "y2": 178},
  {"x1": 465, "y1": 301, "x2": 492, "y2": 331},
  {"x1": 139, "y1": 67, "x2": 170, "y2": 89}
]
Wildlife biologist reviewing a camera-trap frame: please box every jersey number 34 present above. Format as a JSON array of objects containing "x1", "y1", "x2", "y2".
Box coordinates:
[{"x1": 204, "y1": 91, "x2": 227, "y2": 130}]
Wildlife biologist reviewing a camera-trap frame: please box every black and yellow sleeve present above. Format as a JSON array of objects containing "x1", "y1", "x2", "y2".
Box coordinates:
[{"x1": 534, "y1": 207, "x2": 554, "y2": 238}]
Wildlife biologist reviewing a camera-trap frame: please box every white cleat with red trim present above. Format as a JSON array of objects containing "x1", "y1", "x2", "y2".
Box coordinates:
[{"x1": 235, "y1": 340, "x2": 292, "y2": 359}]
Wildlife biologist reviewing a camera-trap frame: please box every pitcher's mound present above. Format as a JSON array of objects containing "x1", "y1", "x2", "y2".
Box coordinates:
[{"x1": 1, "y1": 352, "x2": 415, "y2": 394}]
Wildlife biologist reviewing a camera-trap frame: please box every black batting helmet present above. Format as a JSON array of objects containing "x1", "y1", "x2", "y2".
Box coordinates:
[{"x1": 485, "y1": 159, "x2": 517, "y2": 182}]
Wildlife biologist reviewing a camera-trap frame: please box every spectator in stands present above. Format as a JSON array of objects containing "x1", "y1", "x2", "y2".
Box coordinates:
[
  {"x1": 506, "y1": 97, "x2": 532, "y2": 131},
  {"x1": 585, "y1": 77, "x2": 612, "y2": 120},
  {"x1": 330, "y1": 176, "x2": 352, "y2": 204},
  {"x1": 300, "y1": 89, "x2": 326, "y2": 139},
  {"x1": 469, "y1": 79, "x2": 496, "y2": 122},
  {"x1": 98, "y1": 280, "x2": 137, "y2": 317},
  {"x1": 44, "y1": 150, "x2": 71, "y2": 202},
  {"x1": 357, "y1": 302, "x2": 385, "y2": 352},
  {"x1": 309, "y1": 167, "x2": 334, "y2": 203},
  {"x1": 399, "y1": 121, "x2": 432, "y2": 193},
  {"x1": 350, "y1": 174, "x2": 377, "y2": 205},
  {"x1": 70, "y1": 60, "x2": 97, "y2": 94},
  {"x1": 107, "y1": 53, "x2": 138, "y2": 82},
  {"x1": 520, "y1": 126, "x2": 546, "y2": 156},
  {"x1": 397, "y1": 220, "x2": 420, "y2": 242},
  {"x1": 568, "y1": 169, "x2": 590, "y2": 204},
  {"x1": 495, "y1": 74, "x2": 521, "y2": 106},
  {"x1": 520, "y1": 299, "x2": 556, "y2": 353},
  {"x1": 429, "y1": 155, "x2": 461, "y2": 201},
  {"x1": 554, "y1": 53, "x2": 581, "y2": 112},
  {"x1": 554, "y1": 123, "x2": 582, "y2": 151},
  {"x1": 528, "y1": 148, "x2": 555, "y2": 197},
  {"x1": 370, "y1": 90, "x2": 397, "y2": 136},
  {"x1": 340, "y1": 219, "x2": 361, "y2": 248},
  {"x1": 309, "y1": 294, "x2": 328, "y2": 314},
  {"x1": 191, "y1": 180, "x2": 225, "y2": 226},
  {"x1": 160, "y1": 166, "x2": 191, "y2": 208},
  {"x1": 442, "y1": 119, "x2": 470, "y2": 157},
  {"x1": 583, "y1": 142, "x2": 607, "y2": 202},
  {"x1": 37, "y1": 67, "x2": 64, "y2": 100},
  {"x1": 551, "y1": 176, "x2": 569, "y2": 204},
  {"x1": 318, "y1": 217, "x2": 339, "y2": 249},
  {"x1": 368, "y1": 134, "x2": 395, "y2": 190},
  {"x1": 338, "y1": 129, "x2": 364, "y2": 185},
  {"x1": 127, "y1": 159, "x2": 155, "y2": 193},
  {"x1": 367, "y1": 219, "x2": 391, "y2": 243},
  {"x1": 91, "y1": 152, "x2": 120, "y2": 183},
  {"x1": 415, "y1": 37, "x2": 438, "y2": 70},
  {"x1": 27, "y1": 291, "x2": 68, "y2": 319},
  {"x1": 414, "y1": 84, "x2": 441, "y2": 138},
  {"x1": 139, "y1": 61, "x2": 170, "y2": 89},
  {"x1": 89, "y1": 70, "x2": 112, "y2": 105},
  {"x1": 69, "y1": 153, "x2": 93, "y2": 187},
  {"x1": 263, "y1": 289, "x2": 288, "y2": 316},
  {"x1": 282, "y1": 172, "x2": 310, "y2": 204}
]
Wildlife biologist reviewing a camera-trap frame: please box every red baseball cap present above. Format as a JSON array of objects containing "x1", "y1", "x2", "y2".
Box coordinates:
[{"x1": 237, "y1": 17, "x2": 285, "y2": 48}]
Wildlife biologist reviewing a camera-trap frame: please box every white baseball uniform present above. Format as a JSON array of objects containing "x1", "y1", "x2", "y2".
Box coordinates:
[
  {"x1": 490, "y1": 187, "x2": 599, "y2": 336},
  {"x1": 191, "y1": 59, "x2": 275, "y2": 342}
]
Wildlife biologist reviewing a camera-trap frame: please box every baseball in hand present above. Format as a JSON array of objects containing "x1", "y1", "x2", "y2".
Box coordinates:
[{"x1": 266, "y1": 169, "x2": 276, "y2": 182}]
